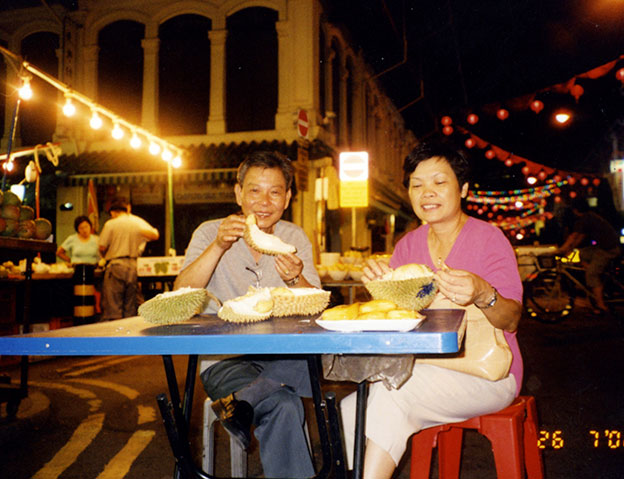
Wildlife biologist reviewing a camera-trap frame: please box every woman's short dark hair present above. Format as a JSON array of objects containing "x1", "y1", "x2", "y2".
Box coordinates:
[
  {"x1": 402, "y1": 141, "x2": 471, "y2": 188},
  {"x1": 237, "y1": 151, "x2": 295, "y2": 190},
  {"x1": 74, "y1": 215, "x2": 92, "y2": 232}
]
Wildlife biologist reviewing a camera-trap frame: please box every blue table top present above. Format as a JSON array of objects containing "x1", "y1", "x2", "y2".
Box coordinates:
[{"x1": 0, "y1": 309, "x2": 466, "y2": 356}]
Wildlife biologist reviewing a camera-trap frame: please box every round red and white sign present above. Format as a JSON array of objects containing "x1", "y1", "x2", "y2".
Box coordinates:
[{"x1": 297, "y1": 109, "x2": 309, "y2": 138}]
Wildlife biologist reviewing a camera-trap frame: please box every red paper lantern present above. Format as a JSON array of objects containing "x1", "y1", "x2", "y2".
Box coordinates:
[
  {"x1": 442, "y1": 125, "x2": 454, "y2": 136},
  {"x1": 441, "y1": 116, "x2": 453, "y2": 126},
  {"x1": 580, "y1": 177, "x2": 589, "y2": 186},
  {"x1": 538, "y1": 170, "x2": 547, "y2": 181},
  {"x1": 553, "y1": 174, "x2": 562, "y2": 183},
  {"x1": 496, "y1": 108, "x2": 509, "y2": 120},
  {"x1": 521, "y1": 166, "x2": 530, "y2": 176},
  {"x1": 569, "y1": 191, "x2": 577, "y2": 198},
  {"x1": 485, "y1": 149, "x2": 496, "y2": 159},
  {"x1": 592, "y1": 178, "x2": 601, "y2": 186},
  {"x1": 554, "y1": 195, "x2": 561, "y2": 203},
  {"x1": 477, "y1": 208, "x2": 484, "y2": 215},
  {"x1": 464, "y1": 138, "x2": 475, "y2": 148},
  {"x1": 504, "y1": 158, "x2": 513, "y2": 167},
  {"x1": 530, "y1": 100, "x2": 544, "y2": 114},
  {"x1": 616, "y1": 68, "x2": 624, "y2": 83},
  {"x1": 570, "y1": 84, "x2": 584, "y2": 101},
  {"x1": 467, "y1": 113, "x2": 479, "y2": 125},
  {"x1": 568, "y1": 176, "x2": 577, "y2": 185}
]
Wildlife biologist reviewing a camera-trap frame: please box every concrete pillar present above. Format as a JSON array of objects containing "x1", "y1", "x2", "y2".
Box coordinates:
[
  {"x1": 82, "y1": 44, "x2": 100, "y2": 100},
  {"x1": 207, "y1": 28, "x2": 227, "y2": 135},
  {"x1": 141, "y1": 36, "x2": 160, "y2": 132},
  {"x1": 274, "y1": 20, "x2": 292, "y2": 132}
]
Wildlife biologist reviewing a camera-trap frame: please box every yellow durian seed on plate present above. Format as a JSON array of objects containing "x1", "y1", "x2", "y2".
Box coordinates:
[
  {"x1": 321, "y1": 302, "x2": 360, "y2": 320},
  {"x1": 357, "y1": 311, "x2": 387, "y2": 320},
  {"x1": 254, "y1": 299, "x2": 274, "y2": 314},
  {"x1": 358, "y1": 299, "x2": 397, "y2": 314},
  {"x1": 386, "y1": 309, "x2": 420, "y2": 320}
]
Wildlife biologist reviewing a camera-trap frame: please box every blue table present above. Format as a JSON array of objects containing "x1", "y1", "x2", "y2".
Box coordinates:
[{"x1": 0, "y1": 309, "x2": 466, "y2": 479}]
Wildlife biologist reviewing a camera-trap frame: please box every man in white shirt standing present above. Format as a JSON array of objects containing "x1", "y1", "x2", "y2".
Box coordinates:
[{"x1": 99, "y1": 197, "x2": 159, "y2": 320}]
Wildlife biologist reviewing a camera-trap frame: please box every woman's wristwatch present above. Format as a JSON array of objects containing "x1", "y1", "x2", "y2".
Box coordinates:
[{"x1": 476, "y1": 287, "x2": 498, "y2": 309}]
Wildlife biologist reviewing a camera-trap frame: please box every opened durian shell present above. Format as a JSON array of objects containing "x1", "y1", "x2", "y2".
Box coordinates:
[
  {"x1": 243, "y1": 214, "x2": 297, "y2": 255},
  {"x1": 270, "y1": 287, "x2": 331, "y2": 317},
  {"x1": 218, "y1": 287, "x2": 274, "y2": 323},
  {"x1": 365, "y1": 263, "x2": 438, "y2": 311},
  {"x1": 138, "y1": 287, "x2": 213, "y2": 324}
]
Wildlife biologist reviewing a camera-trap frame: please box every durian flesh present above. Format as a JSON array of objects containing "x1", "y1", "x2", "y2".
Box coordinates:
[
  {"x1": 365, "y1": 263, "x2": 438, "y2": 311},
  {"x1": 138, "y1": 287, "x2": 211, "y2": 324},
  {"x1": 243, "y1": 214, "x2": 297, "y2": 255},
  {"x1": 218, "y1": 288, "x2": 274, "y2": 323}
]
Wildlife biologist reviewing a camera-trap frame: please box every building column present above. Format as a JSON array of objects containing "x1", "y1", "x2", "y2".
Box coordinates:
[
  {"x1": 338, "y1": 62, "x2": 348, "y2": 147},
  {"x1": 141, "y1": 37, "x2": 160, "y2": 133},
  {"x1": 1, "y1": 68, "x2": 19, "y2": 150},
  {"x1": 274, "y1": 20, "x2": 291, "y2": 132},
  {"x1": 207, "y1": 29, "x2": 227, "y2": 135},
  {"x1": 82, "y1": 44, "x2": 99, "y2": 101}
]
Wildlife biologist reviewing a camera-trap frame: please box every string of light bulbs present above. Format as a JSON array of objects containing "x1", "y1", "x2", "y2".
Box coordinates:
[{"x1": 1, "y1": 45, "x2": 184, "y2": 168}]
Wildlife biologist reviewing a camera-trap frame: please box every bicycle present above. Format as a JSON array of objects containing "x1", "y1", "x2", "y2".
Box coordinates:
[{"x1": 523, "y1": 250, "x2": 624, "y2": 323}]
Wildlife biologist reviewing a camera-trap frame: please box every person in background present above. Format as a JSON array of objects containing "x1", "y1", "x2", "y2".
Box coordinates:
[
  {"x1": 98, "y1": 197, "x2": 159, "y2": 320},
  {"x1": 340, "y1": 141, "x2": 523, "y2": 479},
  {"x1": 174, "y1": 151, "x2": 319, "y2": 478},
  {"x1": 56, "y1": 215, "x2": 100, "y2": 265},
  {"x1": 556, "y1": 197, "x2": 621, "y2": 314}
]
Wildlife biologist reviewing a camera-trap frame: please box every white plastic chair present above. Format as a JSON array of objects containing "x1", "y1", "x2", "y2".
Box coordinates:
[{"x1": 200, "y1": 358, "x2": 247, "y2": 477}]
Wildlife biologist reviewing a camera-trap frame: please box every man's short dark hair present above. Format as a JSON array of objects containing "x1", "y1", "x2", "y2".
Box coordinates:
[
  {"x1": 108, "y1": 197, "x2": 129, "y2": 213},
  {"x1": 237, "y1": 151, "x2": 295, "y2": 190}
]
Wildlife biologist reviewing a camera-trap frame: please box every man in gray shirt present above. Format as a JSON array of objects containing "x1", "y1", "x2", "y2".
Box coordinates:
[{"x1": 175, "y1": 151, "x2": 320, "y2": 478}]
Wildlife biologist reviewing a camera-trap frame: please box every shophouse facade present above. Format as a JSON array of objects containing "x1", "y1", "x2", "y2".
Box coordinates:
[{"x1": 0, "y1": 0, "x2": 416, "y2": 259}]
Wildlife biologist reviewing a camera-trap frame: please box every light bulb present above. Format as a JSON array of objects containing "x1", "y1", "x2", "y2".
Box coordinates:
[
  {"x1": 63, "y1": 97, "x2": 76, "y2": 117},
  {"x1": 162, "y1": 149, "x2": 173, "y2": 162},
  {"x1": 172, "y1": 156, "x2": 182, "y2": 168},
  {"x1": 149, "y1": 142, "x2": 161, "y2": 155},
  {"x1": 111, "y1": 123, "x2": 124, "y2": 140},
  {"x1": 130, "y1": 133, "x2": 142, "y2": 149},
  {"x1": 3, "y1": 160, "x2": 15, "y2": 172},
  {"x1": 90, "y1": 111, "x2": 103, "y2": 129},
  {"x1": 18, "y1": 79, "x2": 33, "y2": 100}
]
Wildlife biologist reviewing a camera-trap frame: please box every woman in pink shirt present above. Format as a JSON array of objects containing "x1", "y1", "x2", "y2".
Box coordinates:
[{"x1": 340, "y1": 142, "x2": 523, "y2": 479}]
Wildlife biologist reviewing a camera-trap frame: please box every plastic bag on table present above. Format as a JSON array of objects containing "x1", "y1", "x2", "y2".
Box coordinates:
[{"x1": 322, "y1": 354, "x2": 414, "y2": 390}]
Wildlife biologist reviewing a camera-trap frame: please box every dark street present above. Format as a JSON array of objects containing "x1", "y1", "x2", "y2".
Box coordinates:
[{"x1": 1, "y1": 303, "x2": 623, "y2": 478}]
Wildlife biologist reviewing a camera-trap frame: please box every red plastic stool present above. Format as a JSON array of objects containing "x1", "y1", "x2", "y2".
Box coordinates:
[{"x1": 410, "y1": 396, "x2": 544, "y2": 479}]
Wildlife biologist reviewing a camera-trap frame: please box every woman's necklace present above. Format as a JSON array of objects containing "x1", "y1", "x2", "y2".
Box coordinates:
[{"x1": 429, "y1": 214, "x2": 468, "y2": 267}]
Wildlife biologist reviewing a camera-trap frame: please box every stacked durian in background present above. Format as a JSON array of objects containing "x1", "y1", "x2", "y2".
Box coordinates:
[{"x1": 0, "y1": 190, "x2": 52, "y2": 240}]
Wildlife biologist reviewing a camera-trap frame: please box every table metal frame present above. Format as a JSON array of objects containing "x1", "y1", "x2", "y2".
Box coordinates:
[{"x1": 0, "y1": 310, "x2": 465, "y2": 479}]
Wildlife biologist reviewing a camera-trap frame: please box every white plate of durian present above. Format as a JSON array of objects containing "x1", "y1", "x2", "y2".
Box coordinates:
[{"x1": 316, "y1": 299, "x2": 425, "y2": 332}]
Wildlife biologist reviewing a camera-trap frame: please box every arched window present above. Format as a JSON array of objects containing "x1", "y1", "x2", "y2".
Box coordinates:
[
  {"x1": 159, "y1": 14, "x2": 212, "y2": 135},
  {"x1": 19, "y1": 32, "x2": 59, "y2": 146},
  {"x1": 226, "y1": 7, "x2": 277, "y2": 132},
  {"x1": 97, "y1": 21, "x2": 144, "y2": 125}
]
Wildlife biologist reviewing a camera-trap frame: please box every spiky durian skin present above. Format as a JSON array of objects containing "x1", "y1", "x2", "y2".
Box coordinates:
[
  {"x1": 365, "y1": 277, "x2": 438, "y2": 311},
  {"x1": 243, "y1": 214, "x2": 297, "y2": 256},
  {"x1": 139, "y1": 288, "x2": 209, "y2": 324},
  {"x1": 270, "y1": 288, "x2": 331, "y2": 317}
]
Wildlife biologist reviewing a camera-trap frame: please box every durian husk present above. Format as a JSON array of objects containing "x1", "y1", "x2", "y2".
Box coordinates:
[
  {"x1": 218, "y1": 288, "x2": 274, "y2": 323},
  {"x1": 138, "y1": 287, "x2": 212, "y2": 324},
  {"x1": 365, "y1": 277, "x2": 437, "y2": 311},
  {"x1": 243, "y1": 214, "x2": 297, "y2": 256},
  {"x1": 270, "y1": 287, "x2": 331, "y2": 317}
]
